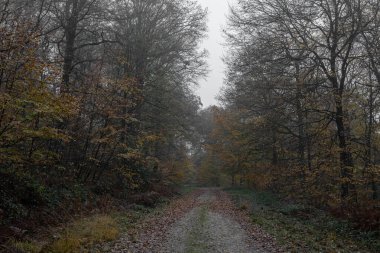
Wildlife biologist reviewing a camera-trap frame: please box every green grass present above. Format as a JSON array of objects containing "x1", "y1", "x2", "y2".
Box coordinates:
[
  {"x1": 113, "y1": 204, "x2": 154, "y2": 233},
  {"x1": 185, "y1": 206, "x2": 209, "y2": 253},
  {"x1": 225, "y1": 187, "x2": 380, "y2": 253},
  {"x1": 180, "y1": 185, "x2": 198, "y2": 195}
]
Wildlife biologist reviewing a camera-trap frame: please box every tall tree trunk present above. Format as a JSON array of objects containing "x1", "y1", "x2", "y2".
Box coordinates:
[
  {"x1": 295, "y1": 64, "x2": 306, "y2": 166},
  {"x1": 272, "y1": 129, "x2": 278, "y2": 166},
  {"x1": 362, "y1": 41, "x2": 379, "y2": 200},
  {"x1": 62, "y1": 0, "x2": 80, "y2": 89},
  {"x1": 334, "y1": 85, "x2": 355, "y2": 200}
]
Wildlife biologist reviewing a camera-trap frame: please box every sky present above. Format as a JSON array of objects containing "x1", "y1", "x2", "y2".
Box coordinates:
[{"x1": 196, "y1": 0, "x2": 235, "y2": 108}]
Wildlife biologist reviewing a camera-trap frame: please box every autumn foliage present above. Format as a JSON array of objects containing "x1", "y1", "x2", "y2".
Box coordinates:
[
  {"x1": 188, "y1": 0, "x2": 380, "y2": 231},
  {"x1": 0, "y1": 0, "x2": 207, "y2": 227}
]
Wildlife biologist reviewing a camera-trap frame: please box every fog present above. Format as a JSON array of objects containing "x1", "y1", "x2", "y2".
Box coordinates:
[{"x1": 197, "y1": 0, "x2": 235, "y2": 108}]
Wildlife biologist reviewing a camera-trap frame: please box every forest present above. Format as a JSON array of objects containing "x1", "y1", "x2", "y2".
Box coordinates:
[
  {"x1": 200, "y1": 0, "x2": 380, "y2": 218},
  {"x1": 0, "y1": 0, "x2": 206, "y2": 230},
  {"x1": 0, "y1": 0, "x2": 379, "y2": 252}
]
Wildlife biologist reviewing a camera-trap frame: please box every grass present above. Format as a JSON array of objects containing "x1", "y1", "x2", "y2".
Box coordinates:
[
  {"x1": 180, "y1": 185, "x2": 198, "y2": 195},
  {"x1": 6, "y1": 189, "x2": 181, "y2": 253},
  {"x1": 113, "y1": 204, "x2": 160, "y2": 233},
  {"x1": 185, "y1": 206, "x2": 209, "y2": 253},
  {"x1": 8, "y1": 204, "x2": 156, "y2": 253},
  {"x1": 8, "y1": 215, "x2": 118, "y2": 253},
  {"x1": 9, "y1": 240, "x2": 42, "y2": 253},
  {"x1": 225, "y1": 187, "x2": 380, "y2": 253},
  {"x1": 42, "y1": 215, "x2": 119, "y2": 253}
]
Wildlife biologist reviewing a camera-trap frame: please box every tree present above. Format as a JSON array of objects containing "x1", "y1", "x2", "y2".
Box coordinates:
[
  {"x1": 0, "y1": 0, "x2": 208, "y2": 223},
  {"x1": 220, "y1": 0, "x2": 380, "y2": 213}
]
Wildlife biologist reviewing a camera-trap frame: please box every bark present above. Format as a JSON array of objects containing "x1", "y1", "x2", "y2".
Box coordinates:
[
  {"x1": 271, "y1": 128, "x2": 278, "y2": 166},
  {"x1": 295, "y1": 64, "x2": 306, "y2": 166},
  {"x1": 62, "y1": 0, "x2": 80, "y2": 88}
]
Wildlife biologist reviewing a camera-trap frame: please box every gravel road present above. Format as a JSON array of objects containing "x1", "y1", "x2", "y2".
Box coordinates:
[
  {"x1": 161, "y1": 192, "x2": 262, "y2": 253},
  {"x1": 104, "y1": 189, "x2": 279, "y2": 253}
]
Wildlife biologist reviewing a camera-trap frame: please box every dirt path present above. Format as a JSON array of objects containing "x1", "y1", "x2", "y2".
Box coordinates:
[{"x1": 104, "y1": 188, "x2": 281, "y2": 253}]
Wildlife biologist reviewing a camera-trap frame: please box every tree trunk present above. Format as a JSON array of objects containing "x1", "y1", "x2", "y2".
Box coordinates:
[
  {"x1": 295, "y1": 64, "x2": 306, "y2": 166},
  {"x1": 62, "y1": 0, "x2": 80, "y2": 89},
  {"x1": 272, "y1": 130, "x2": 278, "y2": 166},
  {"x1": 334, "y1": 86, "x2": 355, "y2": 200}
]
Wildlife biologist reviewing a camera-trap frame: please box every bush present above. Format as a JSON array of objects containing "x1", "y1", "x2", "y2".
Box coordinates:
[{"x1": 0, "y1": 171, "x2": 49, "y2": 223}]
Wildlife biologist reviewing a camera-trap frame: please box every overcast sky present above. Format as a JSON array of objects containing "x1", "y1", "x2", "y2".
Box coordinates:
[{"x1": 197, "y1": 0, "x2": 235, "y2": 108}]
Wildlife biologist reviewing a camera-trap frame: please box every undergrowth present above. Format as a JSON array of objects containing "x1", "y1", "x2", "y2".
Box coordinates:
[
  {"x1": 42, "y1": 215, "x2": 119, "y2": 253},
  {"x1": 6, "y1": 205, "x2": 158, "y2": 253},
  {"x1": 225, "y1": 188, "x2": 380, "y2": 253}
]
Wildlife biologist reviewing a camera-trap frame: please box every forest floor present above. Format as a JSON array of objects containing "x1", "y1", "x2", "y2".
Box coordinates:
[
  {"x1": 6, "y1": 187, "x2": 378, "y2": 252},
  {"x1": 226, "y1": 188, "x2": 379, "y2": 253},
  {"x1": 96, "y1": 188, "x2": 281, "y2": 253}
]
